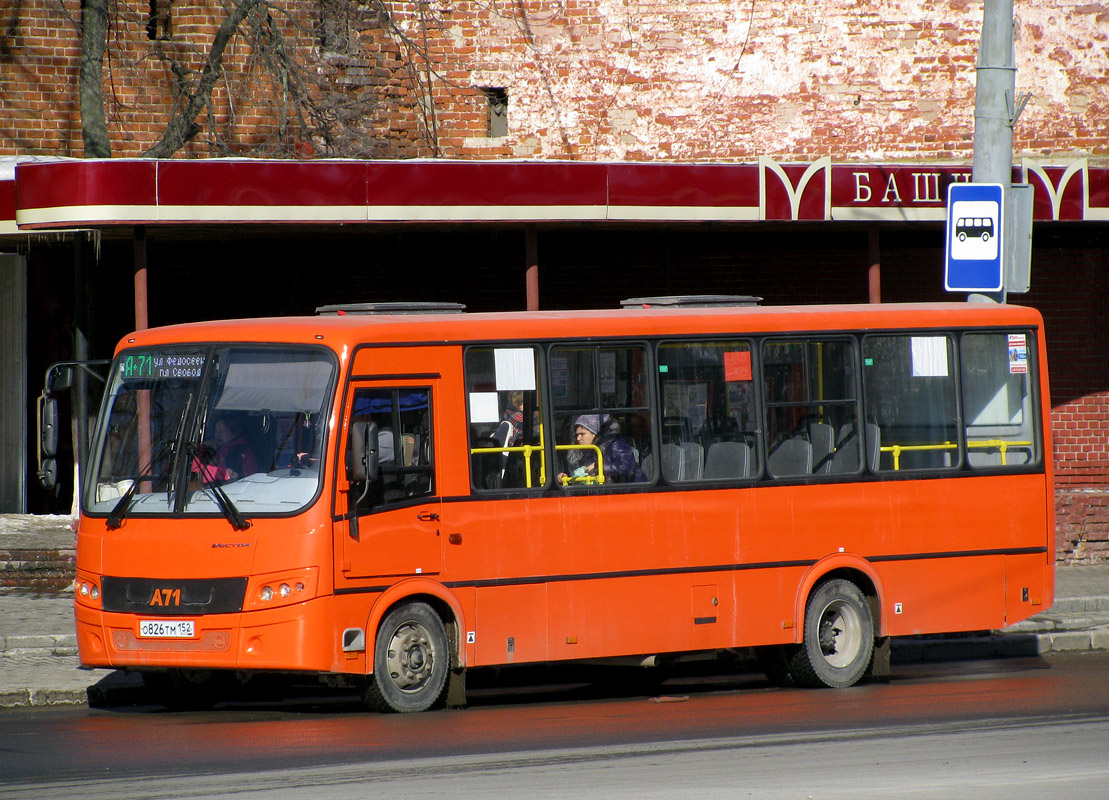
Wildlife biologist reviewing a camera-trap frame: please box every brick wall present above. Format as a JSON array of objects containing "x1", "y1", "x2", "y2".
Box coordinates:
[
  {"x1": 0, "y1": 0, "x2": 390, "y2": 157},
  {"x1": 1023, "y1": 228, "x2": 1109, "y2": 563},
  {"x1": 1, "y1": 1, "x2": 1106, "y2": 160}
]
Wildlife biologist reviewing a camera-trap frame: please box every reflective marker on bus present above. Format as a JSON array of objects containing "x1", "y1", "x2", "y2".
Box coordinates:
[{"x1": 68, "y1": 300, "x2": 1054, "y2": 711}]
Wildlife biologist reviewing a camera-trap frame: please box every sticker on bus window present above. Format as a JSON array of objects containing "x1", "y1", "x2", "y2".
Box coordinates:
[
  {"x1": 1008, "y1": 335, "x2": 1028, "y2": 374},
  {"x1": 911, "y1": 336, "x2": 949, "y2": 377},
  {"x1": 469, "y1": 392, "x2": 500, "y2": 423},
  {"x1": 494, "y1": 349, "x2": 536, "y2": 391},
  {"x1": 724, "y1": 350, "x2": 752, "y2": 382}
]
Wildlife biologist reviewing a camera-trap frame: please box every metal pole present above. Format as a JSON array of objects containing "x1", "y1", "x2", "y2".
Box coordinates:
[
  {"x1": 971, "y1": 0, "x2": 1015, "y2": 303},
  {"x1": 867, "y1": 226, "x2": 881, "y2": 303},
  {"x1": 73, "y1": 234, "x2": 90, "y2": 513},
  {"x1": 134, "y1": 226, "x2": 149, "y2": 330},
  {"x1": 525, "y1": 225, "x2": 539, "y2": 311},
  {"x1": 133, "y1": 226, "x2": 152, "y2": 492}
]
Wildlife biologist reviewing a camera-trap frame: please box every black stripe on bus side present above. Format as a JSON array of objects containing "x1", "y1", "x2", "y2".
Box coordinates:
[
  {"x1": 347, "y1": 373, "x2": 442, "y2": 381},
  {"x1": 333, "y1": 559, "x2": 816, "y2": 595},
  {"x1": 330, "y1": 546, "x2": 1047, "y2": 596},
  {"x1": 867, "y1": 547, "x2": 1047, "y2": 562}
]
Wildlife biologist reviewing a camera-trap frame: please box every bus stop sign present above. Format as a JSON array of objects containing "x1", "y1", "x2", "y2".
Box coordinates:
[{"x1": 945, "y1": 182, "x2": 1004, "y2": 293}]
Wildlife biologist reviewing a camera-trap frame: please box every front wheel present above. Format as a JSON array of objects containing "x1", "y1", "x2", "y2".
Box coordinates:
[
  {"x1": 788, "y1": 579, "x2": 874, "y2": 688},
  {"x1": 363, "y1": 602, "x2": 450, "y2": 713}
]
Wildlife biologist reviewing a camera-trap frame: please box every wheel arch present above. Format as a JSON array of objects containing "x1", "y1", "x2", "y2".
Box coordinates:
[
  {"x1": 365, "y1": 578, "x2": 467, "y2": 674},
  {"x1": 793, "y1": 555, "x2": 886, "y2": 643}
]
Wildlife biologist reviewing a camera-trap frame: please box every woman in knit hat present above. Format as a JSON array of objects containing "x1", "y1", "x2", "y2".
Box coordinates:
[{"x1": 559, "y1": 413, "x2": 646, "y2": 484}]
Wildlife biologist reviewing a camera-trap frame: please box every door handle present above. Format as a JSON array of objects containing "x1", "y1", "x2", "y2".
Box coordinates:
[{"x1": 417, "y1": 512, "x2": 440, "y2": 522}]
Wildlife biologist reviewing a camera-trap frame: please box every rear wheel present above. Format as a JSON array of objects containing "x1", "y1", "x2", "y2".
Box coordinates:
[
  {"x1": 363, "y1": 602, "x2": 450, "y2": 713},
  {"x1": 788, "y1": 579, "x2": 874, "y2": 688}
]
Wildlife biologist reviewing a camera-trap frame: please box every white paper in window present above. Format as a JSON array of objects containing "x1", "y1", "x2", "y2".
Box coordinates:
[
  {"x1": 469, "y1": 392, "x2": 500, "y2": 423},
  {"x1": 600, "y1": 351, "x2": 617, "y2": 394},
  {"x1": 911, "y1": 336, "x2": 949, "y2": 377},
  {"x1": 494, "y1": 348, "x2": 536, "y2": 391}
]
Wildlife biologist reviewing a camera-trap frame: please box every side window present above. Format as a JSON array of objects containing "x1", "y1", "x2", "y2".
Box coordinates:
[
  {"x1": 863, "y1": 334, "x2": 958, "y2": 472},
  {"x1": 347, "y1": 387, "x2": 434, "y2": 510},
  {"x1": 762, "y1": 339, "x2": 860, "y2": 477},
  {"x1": 464, "y1": 347, "x2": 544, "y2": 490},
  {"x1": 961, "y1": 331, "x2": 1039, "y2": 469},
  {"x1": 550, "y1": 343, "x2": 652, "y2": 486},
  {"x1": 658, "y1": 340, "x2": 757, "y2": 482}
]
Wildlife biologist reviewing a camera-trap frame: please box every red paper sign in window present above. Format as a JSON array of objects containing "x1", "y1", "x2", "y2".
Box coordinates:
[{"x1": 724, "y1": 350, "x2": 752, "y2": 381}]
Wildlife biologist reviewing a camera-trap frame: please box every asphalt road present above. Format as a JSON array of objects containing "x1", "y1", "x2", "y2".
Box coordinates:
[{"x1": 2, "y1": 652, "x2": 1108, "y2": 799}]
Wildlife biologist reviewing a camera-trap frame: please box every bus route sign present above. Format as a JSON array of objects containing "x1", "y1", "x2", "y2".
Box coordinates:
[{"x1": 945, "y1": 182, "x2": 1004, "y2": 293}]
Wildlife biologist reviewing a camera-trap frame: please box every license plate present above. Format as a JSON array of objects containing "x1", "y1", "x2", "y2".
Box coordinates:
[{"x1": 139, "y1": 619, "x2": 195, "y2": 639}]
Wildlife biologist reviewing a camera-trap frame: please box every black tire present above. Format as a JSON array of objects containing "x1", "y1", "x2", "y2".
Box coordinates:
[
  {"x1": 363, "y1": 602, "x2": 450, "y2": 713},
  {"x1": 144, "y1": 668, "x2": 229, "y2": 710},
  {"x1": 787, "y1": 579, "x2": 874, "y2": 689}
]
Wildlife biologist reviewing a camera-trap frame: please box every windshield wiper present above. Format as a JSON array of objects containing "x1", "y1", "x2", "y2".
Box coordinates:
[
  {"x1": 106, "y1": 439, "x2": 176, "y2": 530},
  {"x1": 189, "y1": 443, "x2": 252, "y2": 531}
]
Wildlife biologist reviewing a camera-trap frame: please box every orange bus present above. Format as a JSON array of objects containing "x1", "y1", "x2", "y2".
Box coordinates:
[{"x1": 65, "y1": 298, "x2": 1054, "y2": 711}]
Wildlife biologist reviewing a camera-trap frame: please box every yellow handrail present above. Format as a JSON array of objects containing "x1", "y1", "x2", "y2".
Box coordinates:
[
  {"x1": 469, "y1": 422, "x2": 551, "y2": 488},
  {"x1": 469, "y1": 444, "x2": 547, "y2": 488},
  {"x1": 555, "y1": 443, "x2": 605, "y2": 485},
  {"x1": 879, "y1": 439, "x2": 1033, "y2": 470}
]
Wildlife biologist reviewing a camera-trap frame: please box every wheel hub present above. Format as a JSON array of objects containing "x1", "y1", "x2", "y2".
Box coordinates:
[
  {"x1": 386, "y1": 623, "x2": 436, "y2": 693},
  {"x1": 817, "y1": 600, "x2": 860, "y2": 668}
]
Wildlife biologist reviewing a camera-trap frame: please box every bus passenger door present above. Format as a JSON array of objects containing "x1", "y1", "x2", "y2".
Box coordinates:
[{"x1": 339, "y1": 383, "x2": 442, "y2": 579}]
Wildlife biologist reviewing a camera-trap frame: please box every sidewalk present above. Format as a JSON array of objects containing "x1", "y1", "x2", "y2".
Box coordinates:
[{"x1": 3, "y1": 515, "x2": 1108, "y2": 708}]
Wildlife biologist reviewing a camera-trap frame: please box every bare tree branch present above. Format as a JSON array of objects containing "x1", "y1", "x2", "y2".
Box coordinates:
[
  {"x1": 75, "y1": 0, "x2": 381, "y2": 158},
  {"x1": 143, "y1": 0, "x2": 267, "y2": 158}
]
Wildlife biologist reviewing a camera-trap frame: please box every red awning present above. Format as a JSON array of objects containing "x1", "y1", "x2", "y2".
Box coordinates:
[{"x1": 3, "y1": 157, "x2": 1106, "y2": 232}]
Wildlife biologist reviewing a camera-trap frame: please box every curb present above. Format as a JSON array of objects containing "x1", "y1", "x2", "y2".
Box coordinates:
[
  {"x1": 0, "y1": 634, "x2": 78, "y2": 657},
  {"x1": 892, "y1": 627, "x2": 1109, "y2": 662},
  {"x1": 0, "y1": 687, "x2": 92, "y2": 708}
]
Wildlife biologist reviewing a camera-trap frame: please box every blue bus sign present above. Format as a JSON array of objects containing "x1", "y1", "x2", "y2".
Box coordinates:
[{"x1": 945, "y1": 182, "x2": 1004, "y2": 292}]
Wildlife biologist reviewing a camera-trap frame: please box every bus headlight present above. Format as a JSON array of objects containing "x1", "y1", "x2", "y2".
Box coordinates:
[
  {"x1": 75, "y1": 574, "x2": 102, "y2": 608},
  {"x1": 247, "y1": 568, "x2": 318, "y2": 611}
]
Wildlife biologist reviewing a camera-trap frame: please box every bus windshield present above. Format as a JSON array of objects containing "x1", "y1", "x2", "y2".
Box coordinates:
[{"x1": 84, "y1": 345, "x2": 336, "y2": 520}]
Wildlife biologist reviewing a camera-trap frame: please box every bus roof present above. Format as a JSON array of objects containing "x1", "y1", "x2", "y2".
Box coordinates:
[{"x1": 115, "y1": 302, "x2": 1044, "y2": 354}]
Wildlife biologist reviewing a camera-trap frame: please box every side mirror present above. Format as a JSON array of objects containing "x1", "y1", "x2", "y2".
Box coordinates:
[
  {"x1": 346, "y1": 421, "x2": 379, "y2": 483},
  {"x1": 40, "y1": 396, "x2": 60, "y2": 458},
  {"x1": 45, "y1": 364, "x2": 74, "y2": 393},
  {"x1": 38, "y1": 458, "x2": 58, "y2": 490}
]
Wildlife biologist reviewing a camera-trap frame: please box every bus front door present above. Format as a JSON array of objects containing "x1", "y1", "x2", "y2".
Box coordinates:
[{"x1": 339, "y1": 382, "x2": 442, "y2": 580}]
